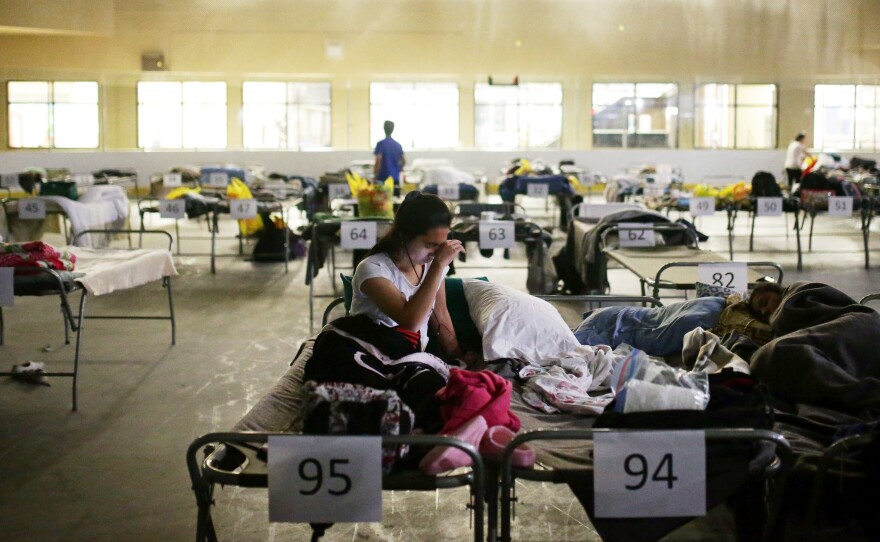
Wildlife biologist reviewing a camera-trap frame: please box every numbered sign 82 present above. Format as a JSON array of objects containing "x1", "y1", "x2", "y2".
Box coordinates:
[
  {"x1": 479, "y1": 220, "x2": 515, "y2": 249},
  {"x1": 594, "y1": 430, "x2": 706, "y2": 518},
  {"x1": 341, "y1": 221, "x2": 378, "y2": 249},
  {"x1": 617, "y1": 223, "x2": 656, "y2": 248},
  {"x1": 757, "y1": 197, "x2": 783, "y2": 217},
  {"x1": 19, "y1": 198, "x2": 46, "y2": 220},
  {"x1": 268, "y1": 435, "x2": 381, "y2": 523},
  {"x1": 697, "y1": 263, "x2": 747, "y2": 294},
  {"x1": 230, "y1": 198, "x2": 257, "y2": 219},
  {"x1": 159, "y1": 199, "x2": 185, "y2": 219},
  {"x1": 527, "y1": 182, "x2": 549, "y2": 198}
]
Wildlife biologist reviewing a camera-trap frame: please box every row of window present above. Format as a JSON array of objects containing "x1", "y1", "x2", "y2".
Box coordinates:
[{"x1": 7, "y1": 80, "x2": 880, "y2": 152}]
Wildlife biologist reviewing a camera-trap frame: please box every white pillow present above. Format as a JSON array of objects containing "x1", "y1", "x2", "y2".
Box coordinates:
[{"x1": 464, "y1": 280, "x2": 582, "y2": 362}]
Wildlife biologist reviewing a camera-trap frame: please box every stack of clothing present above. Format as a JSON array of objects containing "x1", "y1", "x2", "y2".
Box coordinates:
[{"x1": 0, "y1": 241, "x2": 76, "y2": 271}]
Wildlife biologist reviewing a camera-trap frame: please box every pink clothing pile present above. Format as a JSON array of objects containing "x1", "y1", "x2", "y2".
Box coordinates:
[{"x1": 0, "y1": 241, "x2": 76, "y2": 271}]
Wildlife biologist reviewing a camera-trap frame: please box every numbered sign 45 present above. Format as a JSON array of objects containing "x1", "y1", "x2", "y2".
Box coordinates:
[
  {"x1": 159, "y1": 199, "x2": 186, "y2": 219},
  {"x1": 19, "y1": 198, "x2": 46, "y2": 220},
  {"x1": 527, "y1": 182, "x2": 549, "y2": 198},
  {"x1": 689, "y1": 197, "x2": 715, "y2": 216},
  {"x1": 698, "y1": 263, "x2": 747, "y2": 294},
  {"x1": 268, "y1": 435, "x2": 382, "y2": 524},
  {"x1": 479, "y1": 220, "x2": 515, "y2": 249},
  {"x1": 618, "y1": 223, "x2": 656, "y2": 248},
  {"x1": 756, "y1": 197, "x2": 783, "y2": 217},
  {"x1": 341, "y1": 221, "x2": 378, "y2": 249},
  {"x1": 828, "y1": 196, "x2": 853, "y2": 217},
  {"x1": 594, "y1": 430, "x2": 706, "y2": 518},
  {"x1": 231, "y1": 199, "x2": 257, "y2": 219}
]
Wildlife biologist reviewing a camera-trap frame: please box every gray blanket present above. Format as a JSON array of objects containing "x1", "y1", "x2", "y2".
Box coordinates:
[{"x1": 750, "y1": 282, "x2": 880, "y2": 417}]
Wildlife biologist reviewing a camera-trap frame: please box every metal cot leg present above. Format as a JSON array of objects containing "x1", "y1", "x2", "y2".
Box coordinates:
[
  {"x1": 165, "y1": 276, "x2": 176, "y2": 345},
  {"x1": 71, "y1": 290, "x2": 87, "y2": 412}
]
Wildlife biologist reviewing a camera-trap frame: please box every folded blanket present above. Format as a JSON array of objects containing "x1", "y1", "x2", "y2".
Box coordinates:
[{"x1": 0, "y1": 241, "x2": 76, "y2": 271}]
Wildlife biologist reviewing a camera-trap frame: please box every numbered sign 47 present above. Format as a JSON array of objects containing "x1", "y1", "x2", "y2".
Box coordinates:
[
  {"x1": 479, "y1": 220, "x2": 515, "y2": 249},
  {"x1": 698, "y1": 263, "x2": 747, "y2": 294},
  {"x1": 268, "y1": 435, "x2": 382, "y2": 524},
  {"x1": 756, "y1": 197, "x2": 783, "y2": 217},
  {"x1": 341, "y1": 221, "x2": 378, "y2": 249},
  {"x1": 618, "y1": 223, "x2": 656, "y2": 248},
  {"x1": 527, "y1": 182, "x2": 549, "y2": 198},
  {"x1": 19, "y1": 198, "x2": 46, "y2": 220},
  {"x1": 231, "y1": 199, "x2": 257, "y2": 219},
  {"x1": 159, "y1": 199, "x2": 185, "y2": 219},
  {"x1": 594, "y1": 430, "x2": 706, "y2": 518}
]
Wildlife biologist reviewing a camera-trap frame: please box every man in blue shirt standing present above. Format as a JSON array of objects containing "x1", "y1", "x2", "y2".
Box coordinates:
[{"x1": 374, "y1": 120, "x2": 405, "y2": 195}]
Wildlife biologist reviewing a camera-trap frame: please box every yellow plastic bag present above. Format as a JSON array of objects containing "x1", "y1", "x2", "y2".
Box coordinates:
[
  {"x1": 165, "y1": 186, "x2": 201, "y2": 200},
  {"x1": 226, "y1": 177, "x2": 263, "y2": 236},
  {"x1": 345, "y1": 171, "x2": 394, "y2": 218},
  {"x1": 513, "y1": 159, "x2": 532, "y2": 176}
]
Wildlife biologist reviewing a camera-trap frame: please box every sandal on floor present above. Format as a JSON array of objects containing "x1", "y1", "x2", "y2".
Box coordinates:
[
  {"x1": 479, "y1": 425, "x2": 536, "y2": 468},
  {"x1": 418, "y1": 415, "x2": 488, "y2": 476}
]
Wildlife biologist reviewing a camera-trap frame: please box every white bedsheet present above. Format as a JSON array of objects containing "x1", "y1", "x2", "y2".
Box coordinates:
[
  {"x1": 43, "y1": 185, "x2": 130, "y2": 247},
  {"x1": 68, "y1": 247, "x2": 176, "y2": 296}
]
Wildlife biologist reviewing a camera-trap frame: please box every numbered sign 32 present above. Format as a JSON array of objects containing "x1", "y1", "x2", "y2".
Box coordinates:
[
  {"x1": 527, "y1": 182, "x2": 549, "y2": 198},
  {"x1": 268, "y1": 435, "x2": 382, "y2": 524},
  {"x1": 618, "y1": 223, "x2": 656, "y2": 248},
  {"x1": 437, "y1": 184, "x2": 460, "y2": 201},
  {"x1": 159, "y1": 199, "x2": 185, "y2": 219},
  {"x1": 698, "y1": 263, "x2": 747, "y2": 294},
  {"x1": 757, "y1": 197, "x2": 783, "y2": 217},
  {"x1": 689, "y1": 197, "x2": 715, "y2": 216},
  {"x1": 163, "y1": 173, "x2": 182, "y2": 188},
  {"x1": 328, "y1": 182, "x2": 352, "y2": 200},
  {"x1": 19, "y1": 198, "x2": 46, "y2": 220},
  {"x1": 594, "y1": 430, "x2": 706, "y2": 518},
  {"x1": 231, "y1": 199, "x2": 257, "y2": 219},
  {"x1": 207, "y1": 172, "x2": 229, "y2": 187},
  {"x1": 341, "y1": 221, "x2": 378, "y2": 249},
  {"x1": 479, "y1": 220, "x2": 515, "y2": 249},
  {"x1": 828, "y1": 196, "x2": 853, "y2": 217}
]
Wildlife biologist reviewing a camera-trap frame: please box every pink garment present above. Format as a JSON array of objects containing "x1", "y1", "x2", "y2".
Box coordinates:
[{"x1": 435, "y1": 368, "x2": 520, "y2": 434}]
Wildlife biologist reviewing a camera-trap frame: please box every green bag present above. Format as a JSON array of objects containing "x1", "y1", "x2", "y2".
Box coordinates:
[{"x1": 40, "y1": 181, "x2": 78, "y2": 200}]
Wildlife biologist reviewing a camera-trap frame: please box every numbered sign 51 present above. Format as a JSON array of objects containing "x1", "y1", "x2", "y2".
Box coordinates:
[
  {"x1": 527, "y1": 182, "x2": 549, "y2": 198},
  {"x1": 268, "y1": 435, "x2": 382, "y2": 524},
  {"x1": 437, "y1": 184, "x2": 460, "y2": 201},
  {"x1": 19, "y1": 198, "x2": 46, "y2": 220},
  {"x1": 828, "y1": 196, "x2": 853, "y2": 217},
  {"x1": 231, "y1": 198, "x2": 257, "y2": 219},
  {"x1": 163, "y1": 173, "x2": 182, "y2": 187},
  {"x1": 698, "y1": 263, "x2": 747, "y2": 294},
  {"x1": 328, "y1": 183, "x2": 351, "y2": 200},
  {"x1": 618, "y1": 223, "x2": 656, "y2": 248},
  {"x1": 594, "y1": 430, "x2": 706, "y2": 518},
  {"x1": 159, "y1": 199, "x2": 185, "y2": 219},
  {"x1": 341, "y1": 221, "x2": 378, "y2": 249},
  {"x1": 479, "y1": 220, "x2": 515, "y2": 249},
  {"x1": 689, "y1": 197, "x2": 715, "y2": 216},
  {"x1": 757, "y1": 197, "x2": 782, "y2": 217}
]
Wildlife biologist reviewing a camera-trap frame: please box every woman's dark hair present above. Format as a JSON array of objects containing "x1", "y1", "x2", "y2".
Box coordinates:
[
  {"x1": 367, "y1": 191, "x2": 451, "y2": 259},
  {"x1": 752, "y1": 281, "x2": 784, "y2": 297}
]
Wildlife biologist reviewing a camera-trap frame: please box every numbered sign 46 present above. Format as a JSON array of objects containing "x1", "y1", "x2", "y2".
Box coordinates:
[
  {"x1": 689, "y1": 197, "x2": 715, "y2": 217},
  {"x1": 828, "y1": 196, "x2": 853, "y2": 217},
  {"x1": 437, "y1": 184, "x2": 460, "y2": 201},
  {"x1": 618, "y1": 223, "x2": 656, "y2": 248},
  {"x1": 341, "y1": 221, "x2": 378, "y2": 249},
  {"x1": 231, "y1": 199, "x2": 257, "y2": 219},
  {"x1": 159, "y1": 199, "x2": 185, "y2": 219},
  {"x1": 757, "y1": 197, "x2": 782, "y2": 217},
  {"x1": 594, "y1": 430, "x2": 706, "y2": 518},
  {"x1": 268, "y1": 435, "x2": 382, "y2": 524},
  {"x1": 527, "y1": 182, "x2": 549, "y2": 198},
  {"x1": 19, "y1": 198, "x2": 46, "y2": 220},
  {"x1": 479, "y1": 220, "x2": 515, "y2": 249},
  {"x1": 698, "y1": 263, "x2": 747, "y2": 294}
]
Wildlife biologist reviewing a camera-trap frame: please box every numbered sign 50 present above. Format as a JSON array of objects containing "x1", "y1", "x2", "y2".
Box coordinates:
[
  {"x1": 479, "y1": 220, "x2": 515, "y2": 249},
  {"x1": 757, "y1": 197, "x2": 783, "y2": 217},
  {"x1": 268, "y1": 435, "x2": 382, "y2": 524},
  {"x1": 341, "y1": 221, "x2": 378, "y2": 249},
  {"x1": 594, "y1": 430, "x2": 706, "y2": 518}
]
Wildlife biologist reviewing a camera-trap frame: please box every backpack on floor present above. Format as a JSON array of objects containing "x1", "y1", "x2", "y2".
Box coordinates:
[
  {"x1": 751, "y1": 171, "x2": 781, "y2": 197},
  {"x1": 252, "y1": 213, "x2": 306, "y2": 262}
]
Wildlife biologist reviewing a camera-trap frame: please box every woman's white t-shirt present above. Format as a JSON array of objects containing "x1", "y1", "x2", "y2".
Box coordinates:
[
  {"x1": 350, "y1": 253, "x2": 446, "y2": 351},
  {"x1": 785, "y1": 140, "x2": 806, "y2": 169}
]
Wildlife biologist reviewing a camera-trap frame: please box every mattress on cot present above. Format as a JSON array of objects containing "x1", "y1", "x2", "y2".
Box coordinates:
[
  {"x1": 604, "y1": 246, "x2": 768, "y2": 288},
  {"x1": 68, "y1": 246, "x2": 176, "y2": 295}
]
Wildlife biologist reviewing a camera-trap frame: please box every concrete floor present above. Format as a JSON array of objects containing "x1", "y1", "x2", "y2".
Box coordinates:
[{"x1": 1, "y1": 201, "x2": 879, "y2": 542}]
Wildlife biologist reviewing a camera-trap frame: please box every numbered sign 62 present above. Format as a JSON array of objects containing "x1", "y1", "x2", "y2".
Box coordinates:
[
  {"x1": 757, "y1": 197, "x2": 782, "y2": 217},
  {"x1": 697, "y1": 263, "x2": 747, "y2": 294},
  {"x1": 268, "y1": 435, "x2": 381, "y2": 524},
  {"x1": 19, "y1": 198, "x2": 46, "y2": 219},
  {"x1": 689, "y1": 197, "x2": 715, "y2": 216},
  {"x1": 231, "y1": 198, "x2": 257, "y2": 219},
  {"x1": 159, "y1": 199, "x2": 185, "y2": 219},
  {"x1": 341, "y1": 221, "x2": 378, "y2": 249},
  {"x1": 594, "y1": 430, "x2": 706, "y2": 518},
  {"x1": 618, "y1": 223, "x2": 656, "y2": 248},
  {"x1": 479, "y1": 220, "x2": 515, "y2": 249},
  {"x1": 527, "y1": 182, "x2": 549, "y2": 198}
]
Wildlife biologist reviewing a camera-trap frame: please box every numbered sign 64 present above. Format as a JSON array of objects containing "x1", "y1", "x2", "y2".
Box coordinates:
[
  {"x1": 341, "y1": 221, "x2": 378, "y2": 249},
  {"x1": 268, "y1": 435, "x2": 382, "y2": 523},
  {"x1": 594, "y1": 430, "x2": 706, "y2": 518}
]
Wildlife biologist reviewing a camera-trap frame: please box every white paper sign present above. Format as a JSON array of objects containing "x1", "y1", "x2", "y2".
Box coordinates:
[
  {"x1": 698, "y1": 263, "x2": 748, "y2": 294},
  {"x1": 0, "y1": 267, "x2": 13, "y2": 307},
  {"x1": 341, "y1": 221, "x2": 378, "y2": 249},
  {"x1": 757, "y1": 197, "x2": 783, "y2": 217},
  {"x1": 163, "y1": 173, "x2": 182, "y2": 187},
  {"x1": 643, "y1": 185, "x2": 665, "y2": 197},
  {"x1": 207, "y1": 172, "x2": 229, "y2": 187},
  {"x1": 527, "y1": 182, "x2": 549, "y2": 198},
  {"x1": 268, "y1": 435, "x2": 382, "y2": 524},
  {"x1": 689, "y1": 197, "x2": 716, "y2": 216},
  {"x1": 19, "y1": 198, "x2": 46, "y2": 219},
  {"x1": 1, "y1": 173, "x2": 18, "y2": 188},
  {"x1": 73, "y1": 173, "x2": 94, "y2": 185},
  {"x1": 159, "y1": 199, "x2": 185, "y2": 219},
  {"x1": 479, "y1": 220, "x2": 515, "y2": 249},
  {"x1": 828, "y1": 196, "x2": 853, "y2": 217},
  {"x1": 594, "y1": 430, "x2": 706, "y2": 518},
  {"x1": 618, "y1": 223, "x2": 656, "y2": 248},
  {"x1": 577, "y1": 202, "x2": 642, "y2": 220},
  {"x1": 230, "y1": 199, "x2": 257, "y2": 219},
  {"x1": 438, "y1": 184, "x2": 460, "y2": 201},
  {"x1": 328, "y1": 183, "x2": 351, "y2": 200}
]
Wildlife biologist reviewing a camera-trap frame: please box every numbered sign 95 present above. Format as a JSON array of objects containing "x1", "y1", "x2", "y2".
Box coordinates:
[
  {"x1": 479, "y1": 220, "x2": 515, "y2": 249},
  {"x1": 268, "y1": 435, "x2": 382, "y2": 524},
  {"x1": 594, "y1": 430, "x2": 706, "y2": 518},
  {"x1": 341, "y1": 221, "x2": 378, "y2": 249}
]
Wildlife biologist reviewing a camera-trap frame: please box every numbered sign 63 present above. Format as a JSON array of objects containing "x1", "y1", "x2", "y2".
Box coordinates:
[
  {"x1": 341, "y1": 221, "x2": 378, "y2": 249},
  {"x1": 479, "y1": 220, "x2": 515, "y2": 249},
  {"x1": 268, "y1": 435, "x2": 382, "y2": 524},
  {"x1": 594, "y1": 430, "x2": 706, "y2": 518}
]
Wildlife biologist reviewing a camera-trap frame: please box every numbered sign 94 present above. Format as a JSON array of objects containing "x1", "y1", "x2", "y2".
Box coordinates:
[
  {"x1": 617, "y1": 223, "x2": 656, "y2": 248},
  {"x1": 478, "y1": 220, "x2": 515, "y2": 249},
  {"x1": 341, "y1": 221, "x2": 378, "y2": 249}
]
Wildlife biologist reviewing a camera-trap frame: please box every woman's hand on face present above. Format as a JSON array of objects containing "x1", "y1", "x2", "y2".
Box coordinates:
[{"x1": 433, "y1": 239, "x2": 465, "y2": 267}]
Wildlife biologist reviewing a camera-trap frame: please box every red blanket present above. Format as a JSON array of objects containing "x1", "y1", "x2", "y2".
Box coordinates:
[
  {"x1": 0, "y1": 241, "x2": 76, "y2": 271},
  {"x1": 436, "y1": 368, "x2": 520, "y2": 434}
]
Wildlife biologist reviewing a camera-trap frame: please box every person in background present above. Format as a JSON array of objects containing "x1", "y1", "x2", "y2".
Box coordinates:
[
  {"x1": 374, "y1": 120, "x2": 405, "y2": 195},
  {"x1": 784, "y1": 132, "x2": 812, "y2": 188}
]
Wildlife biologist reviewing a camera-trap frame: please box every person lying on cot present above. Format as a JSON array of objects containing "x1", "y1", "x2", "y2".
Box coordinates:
[{"x1": 573, "y1": 281, "x2": 784, "y2": 358}]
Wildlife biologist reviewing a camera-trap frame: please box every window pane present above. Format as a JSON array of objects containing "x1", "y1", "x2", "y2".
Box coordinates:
[
  {"x1": 54, "y1": 104, "x2": 99, "y2": 148},
  {"x1": 371, "y1": 82, "x2": 458, "y2": 149},
  {"x1": 138, "y1": 82, "x2": 181, "y2": 104},
  {"x1": 243, "y1": 82, "x2": 286, "y2": 104},
  {"x1": 290, "y1": 82, "x2": 331, "y2": 104},
  {"x1": 636, "y1": 83, "x2": 676, "y2": 99},
  {"x1": 243, "y1": 103, "x2": 287, "y2": 148},
  {"x1": 737, "y1": 84, "x2": 776, "y2": 106},
  {"x1": 297, "y1": 104, "x2": 332, "y2": 147},
  {"x1": 856, "y1": 86, "x2": 879, "y2": 150},
  {"x1": 735, "y1": 106, "x2": 775, "y2": 149},
  {"x1": 475, "y1": 83, "x2": 560, "y2": 149},
  {"x1": 694, "y1": 84, "x2": 733, "y2": 148},
  {"x1": 183, "y1": 104, "x2": 226, "y2": 148},
  {"x1": 138, "y1": 103, "x2": 182, "y2": 148},
  {"x1": 815, "y1": 85, "x2": 855, "y2": 107},
  {"x1": 474, "y1": 84, "x2": 518, "y2": 105},
  {"x1": 521, "y1": 104, "x2": 562, "y2": 148},
  {"x1": 475, "y1": 103, "x2": 518, "y2": 148},
  {"x1": 8, "y1": 81, "x2": 50, "y2": 102},
  {"x1": 53, "y1": 82, "x2": 98, "y2": 104},
  {"x1": 8, "y1": 104, "x2": 50, "y2": 147},
  {"x1": 592, "y1": 84, "x2": 633, "y2": 106},
  {"x1": 183, "y1": 82, "x2": 226, "y2": 104},
  {"x1": 521, "y1": 83, "x2": 562, "y2": 105}
]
